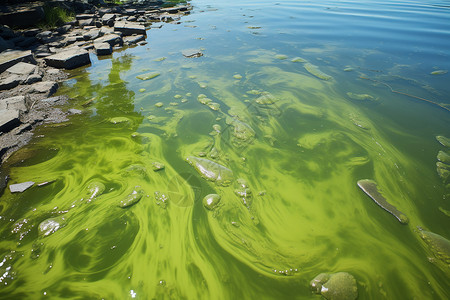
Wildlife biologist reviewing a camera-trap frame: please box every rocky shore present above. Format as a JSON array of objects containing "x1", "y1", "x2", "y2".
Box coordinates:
[{"x1": 0, "y1": 0, "x2": 191, "y2": 173}]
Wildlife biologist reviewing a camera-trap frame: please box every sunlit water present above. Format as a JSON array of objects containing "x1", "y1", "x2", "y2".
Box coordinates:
[{"x1": 1, "y1": 0, "x2": 449, "y2": 299}]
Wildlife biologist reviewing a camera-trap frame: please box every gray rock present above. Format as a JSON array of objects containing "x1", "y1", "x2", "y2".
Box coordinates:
[
  {"x1": 123, "y1": 35, "x2": 145, "y2": 45},
  {"x1": 76, "y1": 14, "x2": 95, "y2": 20},
  {"x1": 94, "y1": 33, "x2": 123, "y2": 46},
  {"x1": 114, "y1": 21, "x2": 146, "y2": 36},
  {"x1": 94, "y1": 42, "x2": 112, "y2": 56},
  {"x1": 16, "y1": 37, "x2": 37, "y2": 48},
  {"x1": 0, "y1": 50, "x2": 35, "y2": 73},
  {"x1": 0, "y1": 6, "x2": 44, "y2": 29},
  {"x1": 23, "y1": 28, "x2": 40, "y2": 37},
  {"x1": 0, "y1": 75, "x2": 22, "y2": 90},
  {"x1": 6, "y1": 62, "x2": 37, "y2": 76},
  {"x1": 0, "y1": 109, "x2": 20, "y2": 133},
  {"x1": 68, "y1": 108, "x2": 82, "y2": 115},
  {"x1": 9, "y1": 181, "x2": 34, "y2": 193},
  {"x1": 24, "y1": 74, "x2": 42, "y2": 84},
  {"x1": 0, "y1": 36, "x2": 14, "y2": 52},
  {"x1": 79, "y1": 18, "x2": 94, "y2": 27},
  {"x1": 0, "y1": 26, "x2": 16, "y2": 39},
  {"x1": 83, "y1": 29, "x2": 102, "y2": 41},
  {"x1": 44, "y1": 49, "x2": 91, "y2": 69},
  {"x1": 0, "y1": 96, "x2": 29, "y2": 112},
  {"x1": 102, "y1": 13, "x2": 116, "y2": 26},
  {"x1": 32, "y1": 81, "x2": 58, "y2": 97},
  {"x1": 182, "y1": 48, "x2": 203, "y2": 58},
  {"x1": 56, "y1": 25, "x2": 72, "y2": 34},
  {"x1": 41, "y1": 96, "x2": 66, "y2": 104},
  {"x1": 127, "y1": 16, "x2": 137, "y2": 22},
  {"x1": 36, "y1": 30, "x2": 52, "y2": 42},
  {"x1": 95, "y1": 20, "x2": 102, "y2": 28},
  {"x1": 46, "y1": 68, "x2": 61, "y2": 75}
]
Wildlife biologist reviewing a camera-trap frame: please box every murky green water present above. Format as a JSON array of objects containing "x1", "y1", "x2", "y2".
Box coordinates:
[{"x1": 1, "y1": 0, "x2": 449, "y2": 299}]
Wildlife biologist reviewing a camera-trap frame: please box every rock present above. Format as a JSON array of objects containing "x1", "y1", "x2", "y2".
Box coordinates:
[
  {"x1": 127, "y1": 16, "x2": 137, "y2": 22},
  {"x1": 0, "y1": 75, "x2": 22, "y2": 90},
  {"x1": 6, "y1": 62, "x2": 37, "y2": 76},
  {"x1": 68, "y1": 108, "x2": 82, "y2": 115},
  {"x1": 0, "y1": 26, "x2": 16, "y2": 39},
  {"x1": 31, "y1": 81, "x2": 58, "y2": 97},
  {"x1": 119, "y1": 188, "x2": 145, "y2": 208},
  {"x1": 436, "y1": 135, "x2": 450, "y2": 147},
  {"x1": 114, "y1": 21, "x2": 146, "y2": 36},
  {"x1": 418, "y1": 228, "x2": 450, "y2": 265},
  {"x1": 24, "y1": 74, "x2": 42, "y2": 85},
  {"x1": 0, "y1": 50, "x2": 35, "y2": 73},
  {"x1": 0, "y1": 109, "x2": 20, "y2": 133},
  {"x1": 357, "y1": 179, "x2": 409, "y2": 224},
  {"x1": 186, "y1": 156, "x2": 233, "y2": 186},
  {"x1": 310, "y1": 272, "x2": 358, "y2": 300},
  {"x1": 203, "y1": 194, "x2": 221, "y2": 210},
  {"x1": 76, "y1": 14, "x2": 95, "y2": 20},
  {"x1": 86, "y1": 181, "x2": 105, "y2": 199},
  {"x1": 136, "y1": 72, "x2": 160, "y2": 80},
  {"x1": 16, "y1": 37, "x2": 38, "y2": 48},
  {"x1": 23, "y1": 28, "x2": 40, "y2": 37},
  {"x1": 38, "y1": 216, "x2": 66, "y2": 237},
  {"x1": 0, "y1": 36, "x2": 14, "y2": 52},
  {"x1": 9, "y1": 181, "x2": 34, "y2": 193},
  {"x1": 94, "y1": 42, "x2": 112, "y2": 56},
  {"x1": 44, "y1": 49, "x2": 91, "y2": 69},
  {"x1": 95, "y1": 20, "x2": 102, "y2": 28},
  {"x1": 437, "y1": 151, "x2": 450, "y2": 164},
  {"x1": 83, "y1": 29, "x2": 102, "y2": 41},
  {"x1": 154, "y1": 191, "x2": 169, "y2": 208},
  {"x1": 94, "y1": 33, "x2": 123, "y2": 46},
  {"x1": 152, "y1": 162, "x2": 165, "y2": 171},
  {"x1": 123, "y1": 35, "x2": 145, "y2": 45},
  {"x1": 0, "y1": 6, "x2": 45, "y2": 29},
  {"x1": 78, "y1": 18, "x2": 94, "y2": 27},
  {"x1": 304, "y1": 63, "x2": 332, "y2": 81},
  {"x1": 102, "y1": 13, "x2": 116, "y2": 26},
  {"x1": 0, "y1": 96, "x2": 28, "y2": 112},
  {"x1": 35, "y1": 31, "x2": 52, "y2": 43},
  {"x1": 182, "y1": 48, "x2": 203, "y2": 58},
  {"x1": 56, "y1": 25, "x2": 72, "y2": 34}
]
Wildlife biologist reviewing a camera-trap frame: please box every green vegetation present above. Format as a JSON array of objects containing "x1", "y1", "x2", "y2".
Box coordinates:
[{"x1": 38, "y1": 6, "x2": 74, "y2": 29}]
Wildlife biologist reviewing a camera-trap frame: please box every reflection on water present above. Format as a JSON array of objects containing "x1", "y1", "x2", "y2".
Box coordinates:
[{"x1": 0, "y1": 0, "x2": 449, "y2": 299}]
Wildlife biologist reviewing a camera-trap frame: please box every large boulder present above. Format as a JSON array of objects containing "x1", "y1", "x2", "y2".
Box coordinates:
[
  {"x1": 44, "y1": 49, "x2": 91, "y2": 69},
  {"x1": 0, "y1": 50, "x2": 35, "y2": 73},
  {"x1": 0, "y1": 109, "x2": 20, "y2": 133}
]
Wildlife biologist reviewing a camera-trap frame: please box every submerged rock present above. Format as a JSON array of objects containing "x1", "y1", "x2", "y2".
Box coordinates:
[
  {"x1": 291, "y1": 57, "x2": 307, "y2": 63},
  {"x1": 110, "y1": 117, "x2": 130, "y2": 124},
  {"x1": 225, "y1": 117, "x2": 255, "y2": 142},
  {"x1": 119, "y1": 188, "x2": 144, "y2": 208},
  {"x1": 203, "y1": 194, "x2": 221, "y2": 210},
  {"x1": 38, "y1": 216, "x2": 66, "y2": 237},
  {"x1": 437, "y1": 151, "x2": 450, "y2": 164},
  {"x1": 233, "y1": 74, "x2": 242, "y2": 80},
  {"x1": 255, "y1": 92, "x2": 277, "y2": 105},
  {"x1": 436, "y1": 135, "x2": 450, "y2": 147},
  {"x1": 152, "y1": 161, "x2": 165, "y2": 171},
  {"x1": 436, "y1": 162, "x2": 449, "y2": 182},
  {"x1": 347, "y1": 92, "x2": 375, "y2": 101},
  {"x1": 86, "y1": 181, "x2": 105, "y2": 200},
  {"x1": 154, "y1": 191, "x2": 169, "y2": 208},
  {"x1": 304, "y1": 63, "x2": 332, "y2": 80},
  {"x1": 310, "y1": 272, "x2": 358, "y2": 300},
  {"x1": 418, "y1": 228, "x2": 450, "y2": 265},
  {"x1": 430, "y1": 70, "x2": 448, "y2": 75},
  {"x1": 357, "y1": 179, "x2": 409, "y2": 224},
  {"x1": 186, "y1": 156, "x2": 233, "y2": 186},
  {"x1": 275, "y1": 54, "x2": 288, "y2": 60},
  {"x1": 136, "y1": 72, "x2": 160, "y2": 80}
]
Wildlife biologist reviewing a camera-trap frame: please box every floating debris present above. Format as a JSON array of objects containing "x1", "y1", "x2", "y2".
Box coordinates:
[
  {"x1": 152, "y1": 162, "x2": 165, "y2": 171},
  {"x1": 119, "y1": 188, "x2": 144, "y2": 208},
  {"x1": 9, "y1": 181, "x2": 34, "y2": 193},
  {"x1": 186, "y1": 156, "x2": 233, "y2": 186},
  {"x1": 233, "y1": 74, "x2": 243, "y2": 80},
  {"x1": 136, "y1": 72, "x2": 160, "y2": 80},
  {"x1": 347, "y1": 92, "x2": 375, "y2": 101},
  {"x1": 430, "y1": 70, "x2": 448, "y2": 75},
  {"x1": 304, "y1": 63, "x2": 332, "y2": 80},
  {"x1": 110, "y1": 117, "x2": 130, "y2": 124},
  {"x1": 203, "y1": 194, "x2": 221, "y2": 210},
  {"x1": 418, "y1": 228, "x2": 450, "y2": 265},
  {"x1": 38, "y1": 216, "x2": 66, "y2": 237},
  {"x1": 291, "y1": 57, "x2": 306, "y2": 63},
  {"x1": 436, "y1": 135, "x2": 450, "y2": 147},
  {"x1": 182, "y1": 49, "x2": 203, "y2": 58},
  {"x1": 357, "y1": 179, "x2": 409, "y2": 224},
  {"x1": 310, "y1": 272, "x2": 358, "y2": 300}
]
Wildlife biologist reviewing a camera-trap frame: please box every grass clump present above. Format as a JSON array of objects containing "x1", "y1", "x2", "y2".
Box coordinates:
[{"x1": 39, "y1": 6, "x2": 74, "y2": 29}]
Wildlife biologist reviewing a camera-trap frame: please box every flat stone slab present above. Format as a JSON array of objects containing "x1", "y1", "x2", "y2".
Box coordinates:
[
  {"x1": 32, "y1": 81, "x2": 58, "y2": 97},
  {"x1": 94, "y1": 34, "x2": 123, "y2": 46},
  {"x1": 182, "y1": 48, "x2": 203, "y2": 58},
  {"x1": 123, "y1": 35, "x2": 145, "y2": 45},
  {"x1": 0, "y1": 96, "x2": 28, "y2": 112},
  {"x1": 94, "y1": 42, "x2": 112, "y2": 56},
  {"x1": 44, "y1": 49, "x2": 91, "y2": 70},
  {"x1": 0, "y1": 74, "x2": 22, "y2": 90},
  {"x1": 0, "y1": 109, "x2": 20, "y2": 133},
  {"x1": 0, "y1": 50, "x2": 34, "y2": 73},
  {"x1": 114, "y1": 22, "x2": 146, "y2": 36},
  {"x1": 6, "y1": 62, "x2": 37, "y2": 75},
  {"x1": 9, "y1": 181, "x2": 35, "y2": 193}
]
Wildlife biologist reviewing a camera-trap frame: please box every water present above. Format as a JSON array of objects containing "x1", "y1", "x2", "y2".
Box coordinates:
[{"x1": 1, "y1": 0, "x2": 450, "y2": 298}]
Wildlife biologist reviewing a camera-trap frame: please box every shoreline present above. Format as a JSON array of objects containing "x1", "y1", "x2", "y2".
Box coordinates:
[{"x1": 0, "y1": 0, "x2": 191, "y2": 191}]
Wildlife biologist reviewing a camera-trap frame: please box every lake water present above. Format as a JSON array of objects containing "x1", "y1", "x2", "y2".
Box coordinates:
[{"x1": 1, "y1": 0, "x2": 449, "y2": 299}]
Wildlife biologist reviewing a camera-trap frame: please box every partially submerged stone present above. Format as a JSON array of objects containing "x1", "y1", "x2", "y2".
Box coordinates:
[
  {"x1": 86, "y1": 181, "x2": 105, "y2": 200},
  {"x1": 154, "y1": 191, "x2": 169, "y2": 208},
  {"x1": 430, "y1": 70, "x2": 448, "y2": 75},
  {"x1": 347, "y1": 92, "x2": 375, "y2": 101},
  {"x1": 114, "y1": 21, "x2": 146, "y2": 36},
  {"x1": 437, "y1": 151, "x2": 450, "y2": 164},
  {"x1": 182, "y1": 49, "x2": 203, "y2": 58},
  {"x1": 418, "y1": 228, "x2": 450, "y2": 265},
  {"x1": 9, "y1": 181, "x2": 34, "y2": 193},
  {"x1": 310, "y1": 272, "x2": 358, "y2": 300},
  {"x1": 304, "y1": 63, "x2": 332, "y2": 80},
  {"x1": 357, "y1": 179, "x2": 409, "y2": 224},
  {"x1": 44, "y1": 49, "x2": 91, "y2": 70},
  {"x1": 94, "y1": 42, "x2": 112, "y2": 56},
  {"x1": 233, "y1": 74, "x2": 243, "y2": 80},
  {"x1": 436, "y1": 162, "x2": 449, "y2": 182},
  {"x1": 225, "y1": 117, "x2": 256, "y2": 142},
  {"x1": 152, "y1": 161, "x2": 165, "y2": 171},
  {"x1": 136, "y1": 72, "x2": 160, "y2": 80},
  {"x1": 208, "y1": 102, "x2": 220, "y2": 111},
  {"x1": 119, "y1": 188, "x2": 144, "y2": 208},
  {"x1": 203, "y1": 194, "x2": 221, "y2": 210},
  {"x1": 291, "y1": 57, "x2": 307, "y2": 63},
  {"x1": 198, "y1": 94, "x2": 212, "y2": 105},
  {"x1": 275, "y1": 54, "x2": 288, "y2": 60},
  {"x1": 436, "y1": 135, "x2": 450, "y2": 147},
  {"x1": 38, "y1": 216, "x2": 66, "y2": 237},
  {"x1": 186, "y1": 156, "x2": 233, "y2": 186},
  {"x1": 110, "y1": 117, "x2": 130, "y2": 124},
  {"x1": 255, "y1": 92, "x2": 276, "y2": 105},
  {"x1": 0, "y1": 109, "x2": 20, "y2": 133},
  {"x1": 234, "y1": 178, "x2": 252, "y2": 207},
  {"x1": 155, "y1": 102, "x2": 164, "y2": 108}
]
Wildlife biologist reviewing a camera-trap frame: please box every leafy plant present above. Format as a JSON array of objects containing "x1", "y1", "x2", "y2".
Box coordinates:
[{"x1": 39, "y1": 6, "x2": 74, "y2": 29}]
